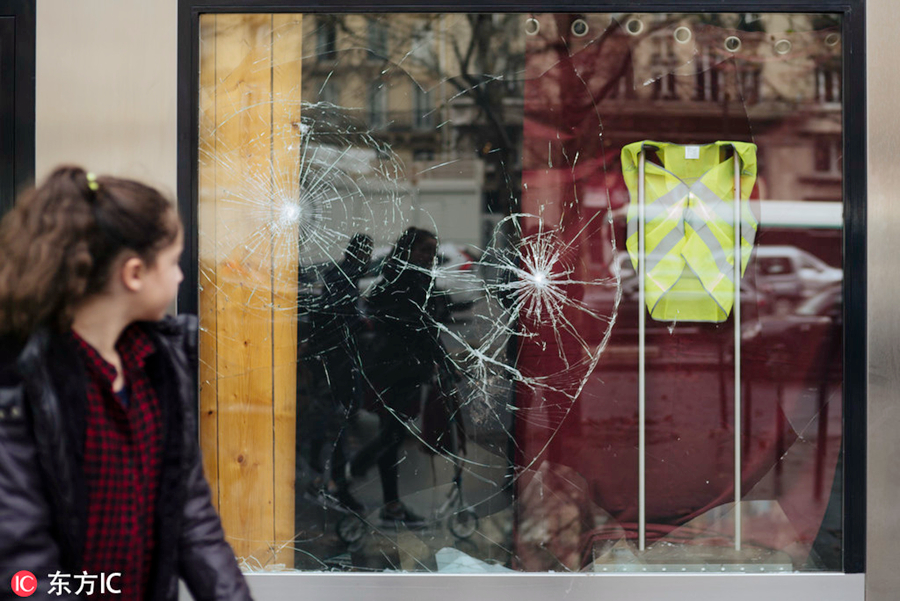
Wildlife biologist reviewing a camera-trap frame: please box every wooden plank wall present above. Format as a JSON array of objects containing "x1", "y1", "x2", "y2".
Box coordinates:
[
  {"x1": 198, "y1": 15, "x2": 219, "y2": 511},
  {"x1": 198, "y1": 13, "x2": 302, "y2": 566},
  {"x1": 271, "y1": 14, "x2": 303, "y2": 567}
]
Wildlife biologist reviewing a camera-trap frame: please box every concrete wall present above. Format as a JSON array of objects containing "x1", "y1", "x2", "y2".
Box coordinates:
[
  {"x1": 866, "y1": 1, "x2": 900, "y2": 600},
  {"x1": 35, "y1": 0, "x2": 177, "y2": 195}
]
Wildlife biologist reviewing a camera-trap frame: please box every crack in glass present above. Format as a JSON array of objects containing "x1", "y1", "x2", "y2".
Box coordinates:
[{"x1": 197, "y1": 11, "x2": 844, "y2": 574}]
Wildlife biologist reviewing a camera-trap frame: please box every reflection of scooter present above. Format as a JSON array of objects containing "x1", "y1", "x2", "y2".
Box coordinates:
[
  {"x1": 337, "y1": 461, "x2": 478, "y2": 544},
  {"x1": 438, "y1": 460, "x2": 480, "y2": 539},
  {"x1": 337, "y1": 374, "x2": 478, "y2": 544}
]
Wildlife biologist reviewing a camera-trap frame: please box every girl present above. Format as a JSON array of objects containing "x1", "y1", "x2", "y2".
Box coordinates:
[{"x1": 0, "y1": 167, "x2": 252, "y2": 600}]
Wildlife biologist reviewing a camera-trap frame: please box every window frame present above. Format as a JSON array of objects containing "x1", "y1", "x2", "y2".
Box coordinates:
[
  {"x1": 0, "y1": 0, "x2": 35, "y2": 216},
  {"x1": 176, "y1": 0, "x2": 867, "y2": 593}
]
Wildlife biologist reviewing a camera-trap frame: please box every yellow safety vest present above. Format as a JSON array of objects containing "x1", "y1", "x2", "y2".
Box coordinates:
[{"x1": 621, "y1": 141, "x2": 758, "y2": 323}]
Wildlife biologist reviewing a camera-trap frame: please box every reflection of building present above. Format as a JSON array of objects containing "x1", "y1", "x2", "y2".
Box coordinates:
[
  {"x1": 610, "y1": 14, "x2": 841, "y2": 204},
  {"x1": 302, "y1": 13, "x2": 846, "y2": 268},
  {"x1": 301, "y1": 14, "x2": 525, "y2": 246},
  {"x1": 303, "y1": 16, "x2": 445, "y2": 163},
  {"x1": 522, "y1": 14, "x2": 843, "y2": 273}
]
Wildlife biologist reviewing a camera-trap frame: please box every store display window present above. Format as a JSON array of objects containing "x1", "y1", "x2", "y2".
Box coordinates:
[{"x1": 178, "y1": 4, "x2": 865, "y2": 580}]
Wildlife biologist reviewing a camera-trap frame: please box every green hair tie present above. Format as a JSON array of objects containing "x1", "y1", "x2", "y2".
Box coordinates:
[{"x1": 86, "y1": 172, "x2": 99, "y2": 192}]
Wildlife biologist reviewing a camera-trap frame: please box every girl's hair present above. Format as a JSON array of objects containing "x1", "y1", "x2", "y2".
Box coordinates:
[{"x1": 0, "y1": 165, "x2": 181, "y2": 338}]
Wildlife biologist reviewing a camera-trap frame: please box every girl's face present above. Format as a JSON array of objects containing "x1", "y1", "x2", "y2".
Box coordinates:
[{"x1": 132, "y1": 229, "x2": 184, "y2": 321}]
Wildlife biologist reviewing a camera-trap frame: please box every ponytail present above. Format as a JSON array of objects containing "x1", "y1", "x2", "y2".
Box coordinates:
[{"x1": 0, "y1": 166, "x2": 180, "y2": 338}]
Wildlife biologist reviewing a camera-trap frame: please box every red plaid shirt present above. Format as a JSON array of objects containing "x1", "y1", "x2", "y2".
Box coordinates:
[{"x1": 72, "y1": 325, "x2": 163, "y2": 601}]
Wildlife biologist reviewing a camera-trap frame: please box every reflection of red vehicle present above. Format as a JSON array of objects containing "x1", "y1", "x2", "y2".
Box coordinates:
[
  {"x1": 513, "y1": 230, "x2": 840, "y2": 569},
  {"x1": 514, "y1": 14, "x2": 844, "y2": 570},
  {"x1": 515, "y1": 270, "x2": 841, "y2": 569},
  {"x1": 742, "y1": 283, "x2": 842, "y2": 379}
]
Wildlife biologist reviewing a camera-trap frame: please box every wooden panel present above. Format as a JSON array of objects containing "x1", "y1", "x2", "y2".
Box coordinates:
[
  {"x1": 270, "y1": 13, "x2": 303, "y2": 566},
  {"x1": 197, "y1": 13, "x2": 219, "y2": 511},
  {"x1": 213, "y1": 13, "x2": 276, "y2": 561},
  {"x1": 198, "y1": 11, "x2": 302, "y2": 568}
]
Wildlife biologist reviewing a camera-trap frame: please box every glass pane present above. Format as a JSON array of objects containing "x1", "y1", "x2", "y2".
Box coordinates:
[{"x1": 196, "y1": 12, "x2": 843, "y2": 574}]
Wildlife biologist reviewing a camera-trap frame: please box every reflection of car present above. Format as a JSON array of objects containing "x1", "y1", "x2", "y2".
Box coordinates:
[
  {"x1": 754, "y1": 246, "x2": 842, "y2": 313},
  {"x1": 742, "y1": 283, "x2": 842, "y2": 379},
  {"x1": 596, "y1": 254, "x2": 769, "y2": 335}
]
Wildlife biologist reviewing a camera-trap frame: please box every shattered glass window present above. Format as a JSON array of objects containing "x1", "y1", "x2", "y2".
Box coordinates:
[{"x1": 196, "y1": 12, "x2": 844, "y2": 574}]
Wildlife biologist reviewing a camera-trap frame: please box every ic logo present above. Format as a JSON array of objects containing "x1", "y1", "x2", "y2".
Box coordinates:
[{"x1": 11, "y1": 571, "x2": 37, "y2": 597}]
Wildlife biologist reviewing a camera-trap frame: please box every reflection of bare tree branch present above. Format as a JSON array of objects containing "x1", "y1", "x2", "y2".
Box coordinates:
[
  {"x1": 595, "y1": 47, "x2": 633, "y2": 103},
  {"x1": 316, "y1": 13, "x2": 524, "y2": 209},
  {"x1": 539, "y1": 16, "x2": 682, "y2": 112},
  {"x1": 458, "y1": 15, "x2": 477, "y2": 75}
]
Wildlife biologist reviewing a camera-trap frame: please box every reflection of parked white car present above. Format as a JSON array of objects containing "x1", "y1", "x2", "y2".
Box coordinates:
[
  {"x1": 754, "y1": 246, "x2": 842, "y2": 312},
  {"x1": 360, "y1": 242, "x2": 484, "y2": 314}
]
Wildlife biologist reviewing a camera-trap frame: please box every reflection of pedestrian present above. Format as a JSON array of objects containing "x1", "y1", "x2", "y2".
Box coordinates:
[
  {"x1": 302, "y1": 233, "x2": 372, "y2": 513},
  {"x1": 348, "y1": 227, "x2": 443, "y2": 526},
  {"x1": 0, "y1": 167, "x2": 251, "y2": 600}
]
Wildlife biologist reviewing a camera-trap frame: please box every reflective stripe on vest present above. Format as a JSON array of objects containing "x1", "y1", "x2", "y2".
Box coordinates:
[{"x1": 621, "y1": 141, "x2": 758, "y2": 323}]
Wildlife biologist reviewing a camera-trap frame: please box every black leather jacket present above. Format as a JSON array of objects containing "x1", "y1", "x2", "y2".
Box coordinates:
[{"x1": 0, "y1": 316, "x2": 253, "y2": 601}]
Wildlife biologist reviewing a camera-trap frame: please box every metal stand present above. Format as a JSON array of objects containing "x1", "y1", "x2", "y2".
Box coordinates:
[
  {"x1": 635, "y1": 146, "x2": 743, "y2": 552},
  {"x1": 637, "y1": 149, "x2": 647, "y2": 551},
  {"x1": 732, "y1": 149, "x2": 742, "y2": 551}
]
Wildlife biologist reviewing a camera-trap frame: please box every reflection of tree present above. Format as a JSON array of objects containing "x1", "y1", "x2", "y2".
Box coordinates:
[
  {"x1": 308, "y1": 13, "x2": 844, "y2": 221},
  {"x1": 521, "y1": 15, "x2": 677, "y2": 173},
  {"x1": 441, "y1": 14, "x2": 525, "y2": 214},
  {"x1": 310, "y1": 14, "x2": 525, "y2": 215}
]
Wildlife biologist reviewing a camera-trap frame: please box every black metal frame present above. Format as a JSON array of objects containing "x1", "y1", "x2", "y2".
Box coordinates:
[
  {"x1": 177, "y1": 0, "x2": 867, "y2": 574},
  {"x1": 0, "y1": 0, "x2": 35, "y2": 215}
]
